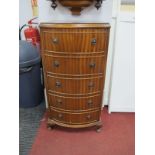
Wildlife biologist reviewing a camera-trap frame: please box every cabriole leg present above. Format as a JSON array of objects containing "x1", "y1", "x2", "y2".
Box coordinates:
[{"x1": 96, "y1": 121, "x2": 103, "y2": 132}]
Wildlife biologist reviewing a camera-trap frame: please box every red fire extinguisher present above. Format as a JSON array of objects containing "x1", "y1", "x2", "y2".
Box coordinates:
[{"x1": 19, "y1": 17, "x2": 40, "y2": 46}]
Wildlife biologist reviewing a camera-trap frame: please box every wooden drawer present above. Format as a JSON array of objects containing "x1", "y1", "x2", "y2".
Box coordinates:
[
  {"x1": 48, "y1": 93, "x2": 101, "y2": 111},
  {"x1": 42, "y1": 31, "x2": 109, "y2": 52},
  {"x1": 43, "y1": 54, "x2": 106, "y2": 75},
  {"x1": 47, "y1": 75, "x2": 103, "y2": 94},
  {"x1": 49, "y1": 109, "x2": 100, "y2": 124}
]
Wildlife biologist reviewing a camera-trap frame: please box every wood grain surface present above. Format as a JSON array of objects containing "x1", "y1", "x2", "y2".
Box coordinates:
[{"x1": 40, "y1": 23, "x2": 110, "y2": 130}]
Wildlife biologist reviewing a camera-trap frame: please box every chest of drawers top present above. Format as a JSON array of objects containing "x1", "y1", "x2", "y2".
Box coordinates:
[{"x1": 40, "y1": 23, "x2": 110, "y2": 28}]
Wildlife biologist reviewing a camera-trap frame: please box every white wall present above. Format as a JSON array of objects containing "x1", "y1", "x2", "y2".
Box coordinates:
[
  {"x1": 19, "y1": 0, "x2": 33, "y2": 40},
  {"x1": 108, "y1": 10, "x2": 135, "y2": 112},
  {"x1": 19, "y1": 0, "x2": 33, "y2": 26},
  {"x1": 19, "y1": 0, "x2": 39, "y2": 40},
  {"x1": 38, "y1": 0, "x2": 113, "y2": 23}
]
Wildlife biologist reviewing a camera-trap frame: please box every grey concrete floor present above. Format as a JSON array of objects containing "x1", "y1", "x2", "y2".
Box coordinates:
[{"x1": 19, "y1": 100, "x2": 46, "y2": 155}]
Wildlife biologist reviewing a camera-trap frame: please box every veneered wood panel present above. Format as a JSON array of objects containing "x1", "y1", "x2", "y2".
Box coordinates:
[
  {"x1": 42, "y1": 30, "x2": 108, "y2": 52},
  {"x1": 49, "y1": 109, "x2": 100, "y2": 124},
  {"x1": 47, "y1": 75, "x2": 103, "y2": 94},
  {"x1": 48, "y1": 93, "x2": 101, "y2": 111},
  {"x1": 40, "y1": 23, "x2": 110, "y2": 29},
  {"x1": 40, "y1": 23, "x2": 110, "y2": 129},
  {"x1": 43, "y1": 53, "x2": 106, "y2": 75}
]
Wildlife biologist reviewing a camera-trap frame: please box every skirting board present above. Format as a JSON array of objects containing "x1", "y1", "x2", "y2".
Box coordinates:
[
  {"x1": 44, "y1": 88, "x2": 48, "y2": 108},
  {"x1": 108, "y1": 106, "x2": 135, "y2": 113}
]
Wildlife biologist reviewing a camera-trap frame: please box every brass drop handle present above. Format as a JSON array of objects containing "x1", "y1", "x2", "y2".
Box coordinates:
[
  {"x1": 52, "y1": 38, "x2": 59, "y2": 44},
  {"x1": 91, "y1": 38, "x2": 97, "y2": 45},
  {"x1": 53, "y1": 60, "x2": 59, "y2": 67},
  {"x1": 86, "y1": 114, "x2": 91, "y2": 120},
  {"x1": 57, "y1": 99, "x2": 62, "y2": 104},
  {"x1": 88, "y1": 82, "x2": 94, "y2": 88},
  {"x1": 87, "y1": 100, "x2": 93, "y2": 107},
  {"x1": 55, "y1": 81, "x2": 61, "y2": 88},
  {"x1": 58, "y1": 113, "x2": 63, "y2": 118},
  {"x1": 89, "y1": 62, "x2": 96, "y2": 68}
]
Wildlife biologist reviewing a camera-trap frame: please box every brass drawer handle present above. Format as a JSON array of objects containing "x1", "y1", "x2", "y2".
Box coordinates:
[
  {"x1": 87, "y1": 100, "x2": 93, "y2": 107},
  {"x1": 52, "y1": 38, "x2": 59, "y2": 44},
  {"x1": 89, "y1": 62, "x2": 96, "y2": 68},
  {"x1": 55, "y1": 81, "x2": 61, "y2": 88},
  {"x1": 86, "y1": 114, "x2": 91, "y2": 120},
  {"x1": 56, "y1": 99, "x2": 62, "y2": 104},
  {"x1": 53, "y1": 60, "x2": 59, "y2": 67},
  {"x1": 88, "y1": 82, "x2": 94, "y2": 88},
  {"x1": 91, "y1": 38, "x2": 96, "y2": 45},
  {"x1": 58, "y1": 113, "x2": 63, "y2": 118}
]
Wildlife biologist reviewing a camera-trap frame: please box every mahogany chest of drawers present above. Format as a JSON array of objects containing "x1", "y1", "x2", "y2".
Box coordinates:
[{"x1": 40, "y1": 23, "x2": 110, "y2": 131}]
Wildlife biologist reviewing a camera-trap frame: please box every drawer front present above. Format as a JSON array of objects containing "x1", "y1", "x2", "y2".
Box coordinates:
[
  {"x1": 43, "y1": 55, "x2": 105, "y2": 75},
  {"x1": 47, "y1": 76, "x2": 103, "y2": 94},
  {"x1": 42, "y1": 31, "x2": 108, "y2": 52},
  {"x1": 50, "y1": 109, "x2": 100, "y2": 124},
  {"x1": 48, "y1": 93, "x2": 101, "y2": 111}
]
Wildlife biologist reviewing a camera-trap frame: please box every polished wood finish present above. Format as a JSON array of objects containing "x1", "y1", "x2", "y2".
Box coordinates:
[
  {"x1": 44, "y1": 55, "x2": 106, "y2": 74},
  {"x1": 49, "y1": 108, "x2": 100, "y2": 124},
  {"x1": 40, "y1": 23, "x2": 110, "y2": 131},
  {"x1": 47, "y1": 75, "x2": 103, "y2": 94},
  {"x1": 40, "y1": 23, "x2": 110, "y2": 28},
  {"x1": 59, "y1": 0, "x2": 93, "y2": 15},
  {"x1": 49, "y1": 0, "x2": 103, "y2": 15},
  {"x1": 48, "y1": 93, "x2": 101, "y2": 111}
]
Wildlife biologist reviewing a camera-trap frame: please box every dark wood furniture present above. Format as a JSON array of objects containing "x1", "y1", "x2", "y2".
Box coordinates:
[
  {"x1": 49, "y1": 0, "x2": 103, "y2": 15},
  {"x1": 40, "y1": 23, "x2": 110, "y2": 132}
]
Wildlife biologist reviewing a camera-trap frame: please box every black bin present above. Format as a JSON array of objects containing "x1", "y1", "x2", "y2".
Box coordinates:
[{"x1": 19, "y1": 40, "x2": 43, "y2": 108}]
